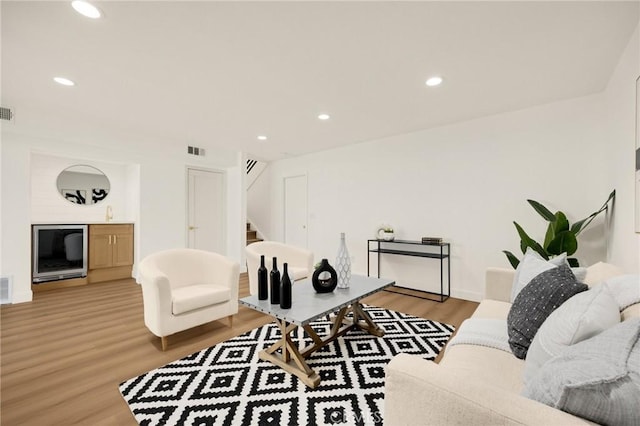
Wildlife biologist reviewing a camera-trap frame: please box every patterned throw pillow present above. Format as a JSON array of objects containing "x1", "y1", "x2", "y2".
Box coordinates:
[
  {"x1": 523, "y1": 284, "x2": 620, "y2": 383},
  {"x1": 507, "y1": 264, "x2": 588, "y2": 359},
  {"x1": 523, "y1": 319, "x2": 640, "y2": 426}
]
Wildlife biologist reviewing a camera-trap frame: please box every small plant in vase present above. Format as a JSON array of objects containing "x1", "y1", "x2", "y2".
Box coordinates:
[{"x1": 378, "y1": 226, "x2": 395, "y2": 241}]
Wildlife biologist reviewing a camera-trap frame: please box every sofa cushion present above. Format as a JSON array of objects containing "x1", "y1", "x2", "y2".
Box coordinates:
[
  {"x1": 510, "y1": 248, "x2": 567, "y2": 302},
  {"x1": 172, "y1": 285, "x2": 231, "y2": 315},
  {"x1": 508, "y1": 265, "x2": 588, "y2": 359},
  {"x1": 522, "y1": 319, "x2": 640, "y2": 426},
  {"x1": 604, "y1": 274, "x2": 640, "y2": 311},
  {"x1": 583, "y1": 261, "x2": 624, "y2": 287},
  {"x1": 524, "y1": 284, "x2": 620, "y2": 383},
  {"x1": 622, "y1": 304, "x2": 640, "y2": 321},
  {"x1": 441, "y1": 344, "x2": 526, "y2": 393},
  {"x1": 471, "y1": 299, "x2": 512, "y2": 320}
]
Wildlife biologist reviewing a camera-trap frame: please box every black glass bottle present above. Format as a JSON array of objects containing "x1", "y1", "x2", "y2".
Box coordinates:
[
  {"x1": 258, "y1": 255, "x2": 268, "y2": 300},
  {"x1": 270, "y1": 257, "x2": 280, "y2": 304},
  {"x1": 280, "y1": 263, "x2": 292, "y2": 309}
]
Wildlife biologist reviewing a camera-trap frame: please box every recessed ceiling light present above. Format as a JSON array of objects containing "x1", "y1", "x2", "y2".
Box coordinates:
[
  {"x1": 318, "y1": 113, "x2": 330, "y2": 120},
  {"x1": 257, "y1": 135, "x2": 267, "y2": 141},
  {"x1": 53, "y1": 77, "x2": 75, "y2": 86},
  {"x1": 425, "y1": 76, "x2": 443, "y2": 87},
  {"x1": 71, "y1": 1, "x2": 102, "y2": 19}
]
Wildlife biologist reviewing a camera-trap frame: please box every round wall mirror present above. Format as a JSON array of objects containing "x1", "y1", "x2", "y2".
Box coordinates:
[{"x1": 56, "y1": 165, "x2": 110, "y2": 205}]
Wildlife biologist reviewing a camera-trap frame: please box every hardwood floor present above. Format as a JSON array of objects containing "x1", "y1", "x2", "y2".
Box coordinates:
[{"x1": 1, "y1": 274, "x2": 478, "y2": 425}]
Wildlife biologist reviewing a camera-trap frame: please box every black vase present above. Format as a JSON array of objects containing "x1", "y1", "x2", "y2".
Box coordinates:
[
  {"x1": 280, "y1": 263, "x2": 292, "y2": 309},
  {"x1": 312, "y1": 258, "x2": 338, "y2": 293},
  {"x1": 270, "y1": 257, "x2": 281, "y2": 304},
  {"x1": 257, "y1": 255, "x2": 268, "y2": 300}
]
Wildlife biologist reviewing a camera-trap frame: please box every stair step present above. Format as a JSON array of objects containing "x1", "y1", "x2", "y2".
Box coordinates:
[
  {"x1": 247, "y1": 238, "x2": 263, "y2": 246},
  {"x1": 247, "y1": 230, "x2": 257, "y2": 240},
  {"x1": 246, "y1": 223, "x2": 251, "y2": 230}
]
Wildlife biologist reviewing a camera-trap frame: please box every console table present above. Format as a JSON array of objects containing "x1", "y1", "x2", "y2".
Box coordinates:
[{"x1": 367, "y1": 239, "x2": 450, "y2": 302}]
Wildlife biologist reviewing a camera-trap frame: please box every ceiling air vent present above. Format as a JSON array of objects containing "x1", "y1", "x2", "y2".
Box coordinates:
[
  {"x1": 187, "y1": 145, "x2": 206, "y2": 156},
  {"x1": 0, "y1": 106, "x2": 14, "y2": 122}
]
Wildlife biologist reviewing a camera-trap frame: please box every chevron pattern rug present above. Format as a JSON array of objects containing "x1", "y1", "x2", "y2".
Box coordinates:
[{"x1": 119, "y1": 305, "x2": 454, "y2": 426}]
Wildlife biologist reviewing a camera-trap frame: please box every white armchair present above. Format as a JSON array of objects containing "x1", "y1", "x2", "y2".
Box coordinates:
[
  {"x1": 245, "y1": 241, "x2": 314, "y2": 296},
  {"x1": 139, "y1": 248, "x2": 240, "y2": 350}
]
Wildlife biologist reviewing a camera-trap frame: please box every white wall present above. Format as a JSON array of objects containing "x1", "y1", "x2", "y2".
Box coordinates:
[
  {"x1": 604, "y1": 21, "x2": 640, "y2": 273},
  {"x1": 254, "y1": 93, "x2": 621, "y2": 301},
  {"x1": 1, "y1": 130, "x2": 244, "y2": 303}
]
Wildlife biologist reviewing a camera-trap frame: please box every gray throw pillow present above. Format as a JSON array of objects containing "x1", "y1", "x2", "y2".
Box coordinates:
[
  {"x1": 522, "y1": 319, "x2": 640, "y2": 426},
  {"x1": 507, "y1": 264, "x2": 588, "y2": 359}
]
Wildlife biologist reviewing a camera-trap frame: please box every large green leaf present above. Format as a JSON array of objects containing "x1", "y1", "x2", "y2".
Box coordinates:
[
  {"x1": 514, "y1": 222, "x2": 548, "y2": 259},
  {"x1": 527, "y1": 199, "x2": 556, "y2": 222},
  {"x1": 571, "y1": 190, "x2": 616, "y2": 235},
  {"x1": 503, "y1": 250, "x2": 520, "y2": 269},
  {"x1": 543, "y1": 222, "x2": 555, "y2": 250},
  {"x1": 547, "y1": 230, "x2": 578, "y2": 256},
  {"x1": 554, "y1": 211, "x2": 569, "y2": 233}
]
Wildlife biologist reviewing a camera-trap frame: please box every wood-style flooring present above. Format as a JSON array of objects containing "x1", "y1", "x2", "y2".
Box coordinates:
[{"x1": 0, "y1": 275, "x2": 478, "y2": 425}]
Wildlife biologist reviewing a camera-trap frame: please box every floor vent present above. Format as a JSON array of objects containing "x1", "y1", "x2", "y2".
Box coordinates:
[
  {"x1": 1, "y1": 276, "x2": 12, "y2": 305},
  {"x1": 0, "y1": 106, "x2": 14, "y2": 123},
  {"x1": 187, "y1": 145, "x2": 206, "y2": 156}
]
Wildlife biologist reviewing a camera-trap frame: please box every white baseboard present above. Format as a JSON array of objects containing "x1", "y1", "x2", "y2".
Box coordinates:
[
  {"x1": 11, "y1": 289, "x2": 33, "y2": 304},
  {"x1": 450, "y1": 289, "x2": 483, "y2": 303}
]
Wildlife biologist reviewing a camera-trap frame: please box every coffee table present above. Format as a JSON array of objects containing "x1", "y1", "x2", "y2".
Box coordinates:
[{"x1": 239, "y1": 274, "x2": 395, "y2": 388}]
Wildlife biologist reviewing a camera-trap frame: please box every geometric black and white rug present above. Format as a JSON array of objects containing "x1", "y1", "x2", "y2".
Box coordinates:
[{"x1": 119, "y1": 305, "x2": 454, "y2": 426}]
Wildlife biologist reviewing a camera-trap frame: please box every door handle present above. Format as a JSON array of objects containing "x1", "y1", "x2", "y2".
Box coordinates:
[{"x1": 189, "y1": 226, "x2": 199, "y2": 230}]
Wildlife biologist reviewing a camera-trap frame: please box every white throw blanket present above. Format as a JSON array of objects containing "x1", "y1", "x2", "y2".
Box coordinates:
[{"x1": 446, "y1": 318, "x2": 512, "y2": 353}]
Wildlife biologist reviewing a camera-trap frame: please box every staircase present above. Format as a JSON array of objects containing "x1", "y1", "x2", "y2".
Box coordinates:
[{"x1": 246, "y1": 223, "x2": 263, "y2": 246}]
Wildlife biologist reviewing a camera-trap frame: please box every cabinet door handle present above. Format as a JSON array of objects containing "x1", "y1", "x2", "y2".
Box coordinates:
[
  {"x1": 109, "y1": 235, "x2": 112, "y2": 245},
  {"x1": 114, "y1": 235, "x2": 117, "y2": 244}
]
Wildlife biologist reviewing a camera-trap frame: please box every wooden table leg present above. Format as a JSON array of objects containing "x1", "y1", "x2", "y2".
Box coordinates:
[
  {"x1": 349, "y1": 302, "x2": 385, "y2": 337},
  {"x1": 258, "y1": 304, "x2": 385, "y2": 389},
  {"x1": 259, "y1": 318, "x2": 321, "y2": 389}
]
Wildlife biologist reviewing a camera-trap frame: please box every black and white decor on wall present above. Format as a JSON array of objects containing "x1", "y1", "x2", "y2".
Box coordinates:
[
  {"x1": 62, "y1": 189, "x2": 87, "y2": 205},
  {"x1": 92, "y1": 188, "x2": 109, "y2": 204}
]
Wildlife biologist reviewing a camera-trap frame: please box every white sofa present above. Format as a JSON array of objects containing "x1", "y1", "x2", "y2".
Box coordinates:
[{"x1": 384, "y1": 262, "x2": 639, "y2": 425}]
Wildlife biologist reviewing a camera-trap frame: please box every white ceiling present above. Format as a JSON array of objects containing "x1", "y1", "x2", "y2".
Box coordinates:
[{"x1": 2, "y1": 1, "x2": 639, "y2": 162}]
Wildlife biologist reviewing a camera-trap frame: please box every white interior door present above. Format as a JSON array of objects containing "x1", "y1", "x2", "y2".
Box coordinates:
[
  {"x1": 187, "y1": 168, "x2": 225, "y2": 253},
  {"x1": 284, "y1": 174, "x2": 308, "y2": 248}
]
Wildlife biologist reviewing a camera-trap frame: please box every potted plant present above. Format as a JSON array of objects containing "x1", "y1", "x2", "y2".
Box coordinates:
[
  {"x1": 503, "y1": 190, "x2": 615, "y2": 268},
  {"x1": 378, "y1": 226, "x2": 395, "y2": 241}
]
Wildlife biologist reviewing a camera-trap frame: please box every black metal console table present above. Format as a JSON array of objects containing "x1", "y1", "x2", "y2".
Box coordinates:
[{"x1": 367, "y1": 239, "x2": 450, "y2": 302}]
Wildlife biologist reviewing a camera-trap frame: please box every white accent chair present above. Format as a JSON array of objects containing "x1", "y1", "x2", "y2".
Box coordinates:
[
  {"x1": 139, "y1": 248, "x2": 240, "y2": 350},
  {"x1": 245, "y1": 241, "x2": 314, "y2": 296}
]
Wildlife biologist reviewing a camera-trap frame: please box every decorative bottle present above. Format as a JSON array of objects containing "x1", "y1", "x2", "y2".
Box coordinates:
[
  {"x1": 270, "y1": 257, "x2": 281, "y2": 304},
  {"x1": 312, "y1": 259, "x2": 338, "y2": 293},
  {"x1": 335, "y1": 232, "x2": 351, "y2": 289},
  {"x1": 258, "y1": 255, "x2": 268, "y2": 300},
  {"x1": 280, "y1": 263, "x2": 292, "y2": 309}
]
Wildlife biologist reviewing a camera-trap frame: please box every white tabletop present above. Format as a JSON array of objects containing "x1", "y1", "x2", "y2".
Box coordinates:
[{"x1": 239, "y1": 274, "x2": 395, "y2": 326}]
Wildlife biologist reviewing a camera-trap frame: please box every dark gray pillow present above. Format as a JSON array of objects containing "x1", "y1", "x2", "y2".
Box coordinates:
[
  {"x1": 507, "y1": 264, "x2": 588, "y2": 359},
  {"x1": 522, "y1": 319, "x2": 640, "y2": 426}
]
